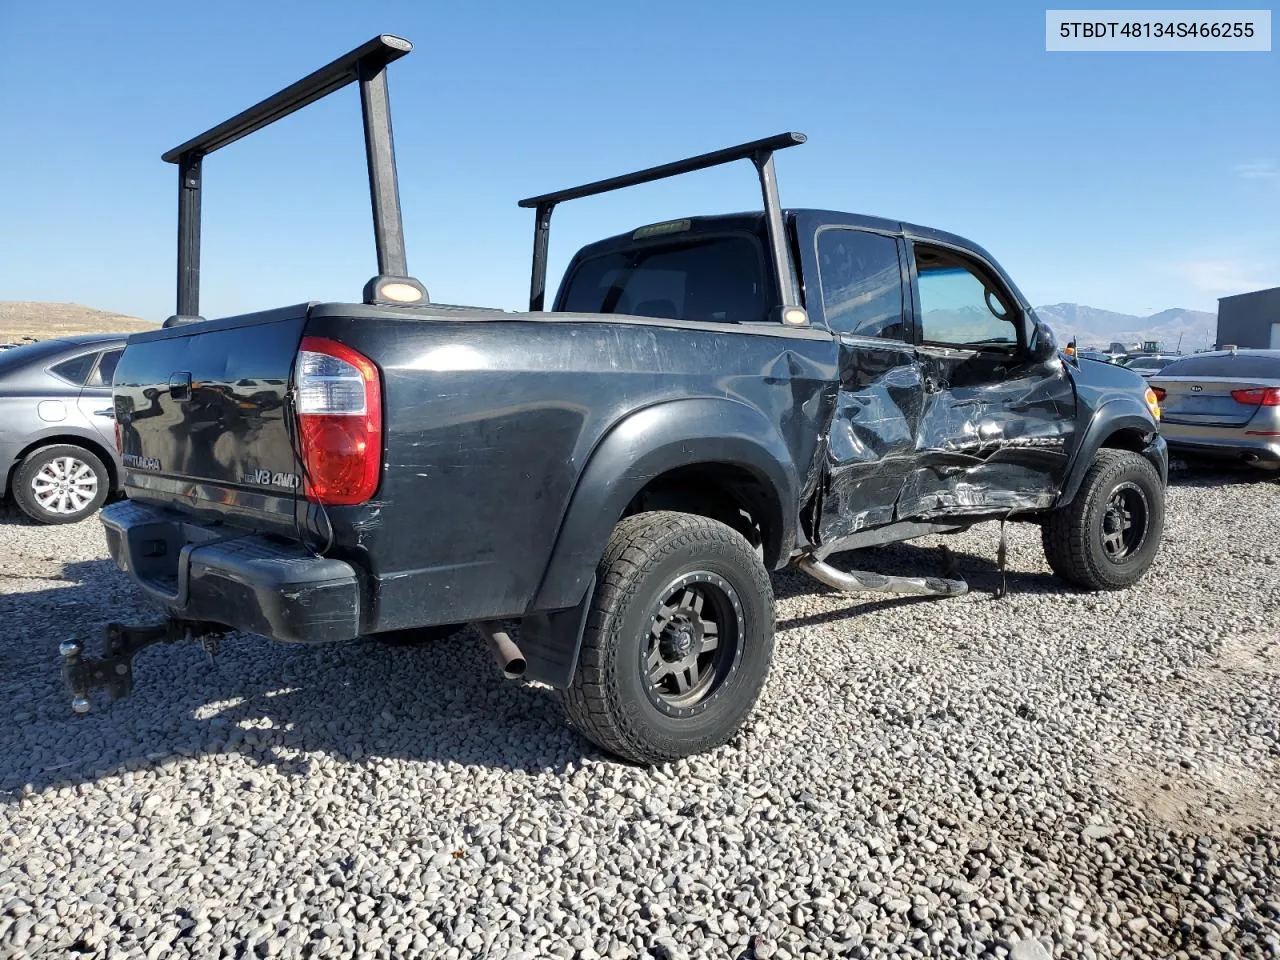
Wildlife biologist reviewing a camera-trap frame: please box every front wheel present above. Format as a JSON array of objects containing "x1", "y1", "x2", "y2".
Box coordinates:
[
  {"x1": 560, "y1": 511, "x2": 775, "y2": 764},
  {"x1": 1042, "y1": 449, "x2": 1165, "y2": 590}
]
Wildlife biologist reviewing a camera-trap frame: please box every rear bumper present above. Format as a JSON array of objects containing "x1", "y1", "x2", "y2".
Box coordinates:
[
  {"x1": 1161, "y1": 422, "x2": 1280, "y2": 464},
  {"x1": 100, "y1": 500, "x2": 362, "y2": 643}
]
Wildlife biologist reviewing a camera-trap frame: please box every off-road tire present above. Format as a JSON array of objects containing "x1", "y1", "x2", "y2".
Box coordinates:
[
  {"x1": 12, "y1": 444, "x2": 110, "y2": 525},
  {"x1": 1042, "y1": 449, "x2": 1164, "y2": 590},
  {"x1": 560, "y1": 511, "x2": 775, "y2": 764},
  {"x1": 372, "y1": 623, "x2": 466, "y2": 646}
]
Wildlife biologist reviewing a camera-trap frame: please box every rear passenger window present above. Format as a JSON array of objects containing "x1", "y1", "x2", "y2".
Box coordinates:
[
  {"x1": 88, "y1": 349, "x2": 123, "y2": 387},
  {"x1": 816, "y1": 229, "x2": 906, "y2": 340},
  {"x1": 558, "y1": 236, "x2": 768, "y2": 325},
  {"x1": 50, "y1": 352, "x2": 97, "y2": 385}
]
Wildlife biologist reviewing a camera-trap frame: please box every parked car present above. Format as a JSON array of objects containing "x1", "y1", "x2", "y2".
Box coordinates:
[
  {"x1": 0, "y1": 334, "x2": 125, "y2": 523},
  {"x1": 1123, "y1": 355, "x2": 1180, "y2": 378},
  {"x1": 1150, "y1": 349, "x2": 1280, "y2": 469},
  {"x1": 65, "y1": 35, "x2": 1168, "y2": 764},
  {"x1": 1077, "y1": 350, "x2": 1112, "y2": 363}
]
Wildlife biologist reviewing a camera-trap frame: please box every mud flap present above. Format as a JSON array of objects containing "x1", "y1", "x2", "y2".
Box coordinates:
[{"x1": 519, "y1": 575, "x2": 596, "y2": 688}]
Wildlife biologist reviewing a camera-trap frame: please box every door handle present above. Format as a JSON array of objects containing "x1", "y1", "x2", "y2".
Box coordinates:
[{"x1": 93, "y1": 408, "x2": 115, "y2": 419}]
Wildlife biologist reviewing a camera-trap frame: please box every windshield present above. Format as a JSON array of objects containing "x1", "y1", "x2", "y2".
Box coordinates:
[
  {"x1": 557, "y1": 235, "x2": 770, "y2": 324},
  {"x1": 1125, "y1": 356, "x2": 1174, "y2": 371}
]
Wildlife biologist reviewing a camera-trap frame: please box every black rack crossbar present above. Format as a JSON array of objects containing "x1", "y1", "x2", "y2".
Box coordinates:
[
  {"x1": 161, "y1": 34, "x2": 424, "y2": 322},
  {"x1": 517, "y1": 132, "x2": 806, "y2": 312}
]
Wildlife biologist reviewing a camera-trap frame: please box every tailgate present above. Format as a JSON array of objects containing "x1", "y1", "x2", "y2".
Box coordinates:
[
  {"x1": 113, "y1": 307, "x2": 308, "y2": 521},
  {"x1": 1156, "y1": 376, "x2": 1268, "y2": 427}
]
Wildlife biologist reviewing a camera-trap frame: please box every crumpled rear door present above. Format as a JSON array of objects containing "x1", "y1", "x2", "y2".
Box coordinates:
[{"x1": 897, "y1": 349, "x2": 1076, "y2": 520}]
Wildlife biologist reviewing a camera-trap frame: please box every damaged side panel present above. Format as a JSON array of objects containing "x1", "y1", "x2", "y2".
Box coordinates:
[
  {"x1": 817, "y1": 338, "x2": 923, "y2": 542},
  {"x1": 816, "y1": 347, "x2": 1078, "y2": 544},
  {"x1": 897, "y1": 360, "x2": 1077, "y2": 521}
]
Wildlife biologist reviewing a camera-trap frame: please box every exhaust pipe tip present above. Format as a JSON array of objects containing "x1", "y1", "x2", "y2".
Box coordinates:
[{"x1": 475, "y1": 621, "x2": 526, "y2": 680}]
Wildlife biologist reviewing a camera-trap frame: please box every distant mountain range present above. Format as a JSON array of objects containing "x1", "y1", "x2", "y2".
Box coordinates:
[
  {"x1": 0, "y1": 301, "x2": 154, "y2": 342},
  {"x1": 1033, "y1": 303, "x2": 1217, "y2": 352},
  {"x1": 0, "y1": 299, "x2": 1219, "y2": 354}
]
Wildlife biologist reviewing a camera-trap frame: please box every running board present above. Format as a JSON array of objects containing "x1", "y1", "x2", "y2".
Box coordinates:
[{"x1": 795, "y1": 555, "x2": 968, "y2": 598}]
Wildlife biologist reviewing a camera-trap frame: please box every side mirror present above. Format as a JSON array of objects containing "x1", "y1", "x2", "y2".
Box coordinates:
[{"x1": 1028, "y1": 320, "x2": 1059, "y2": 362}]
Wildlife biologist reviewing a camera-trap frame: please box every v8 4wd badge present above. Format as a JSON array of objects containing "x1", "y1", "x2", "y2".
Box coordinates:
[{"x1": 241, "y1": 469, "x2": 300, "y2": 490}]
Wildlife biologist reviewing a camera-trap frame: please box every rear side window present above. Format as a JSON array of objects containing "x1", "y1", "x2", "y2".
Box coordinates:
[
  {"x1": 1161, "y1": 353, "x2": 1280, "y2": 378},
  {"x1": 816, "y1": 229, "x2": 905, "y2": 339},
  {"x1": 49, "y1": 352, "x2": 98, "y2": 385},
  {"x1": 558, "y1": 236, "x2": 768, "y2": 324},
  {"x1": 87, "y1": 349, "x2": 123, "y2": 387}
]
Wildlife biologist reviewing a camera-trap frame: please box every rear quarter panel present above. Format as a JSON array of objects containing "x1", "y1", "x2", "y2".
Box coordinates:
[{"x1": 304, "y1": 308, "x2": 836, "y2": 631}]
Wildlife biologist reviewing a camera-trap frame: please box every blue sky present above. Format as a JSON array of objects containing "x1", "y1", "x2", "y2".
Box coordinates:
[{"x1": 0, "y1": 1, "x2": 1276, "y2": 321}]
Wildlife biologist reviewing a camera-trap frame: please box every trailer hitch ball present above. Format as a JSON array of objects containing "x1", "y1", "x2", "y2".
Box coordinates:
[
  {"x1": 71, "y1": 696, "x2": 91, "y2": 715},
  {"x1": 59, "y1": 639, "x2": 83, "y2": 659}
]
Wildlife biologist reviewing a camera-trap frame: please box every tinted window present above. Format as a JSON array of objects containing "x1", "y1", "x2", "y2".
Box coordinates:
[
  {"x1": 1160, "y1": 353, "x2": 1280, "y2": 378},
  {"x1": 49, "y1": 352, "x2": 98, "y2": 385},
  {"x1": 559, "y1": 236, "x2": 768, "y2": 324},
  {"x1": 916, "y1": 255, "x2": 1018, "y2": 346},
  {"x1": 816, "y1": 229, "x2": 905, "y2": 339},
  {"x1": 87, "y1": 349, "x2": 123, "y2": 387}
]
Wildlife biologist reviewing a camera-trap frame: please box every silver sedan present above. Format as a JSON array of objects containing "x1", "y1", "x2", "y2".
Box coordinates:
[
  {"x1": 1150, "y1": 349, "x2": 1280, "y2": 470},
  {"x1": 0, "y1": 335, "x2": 126, "y2": 522}
]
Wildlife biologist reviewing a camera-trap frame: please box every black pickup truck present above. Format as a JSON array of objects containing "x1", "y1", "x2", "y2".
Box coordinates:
[{"x1": 64, "y1": 36, "x2": 1167, "y2": 763}]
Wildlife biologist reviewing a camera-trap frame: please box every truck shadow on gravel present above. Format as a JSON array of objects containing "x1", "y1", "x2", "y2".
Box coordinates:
[
  {"x1": 1, "y1": 532, "x2": 1090, "y2": 797},
  {"x1": 0, "y1": 488, "x2": 1230, "y2": 798},
  {"x1": 1, "y1": 562, "x2": 596, "y2": 797}
]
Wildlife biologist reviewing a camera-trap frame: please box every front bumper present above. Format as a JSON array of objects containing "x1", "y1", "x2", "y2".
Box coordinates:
[{"x1": 101, "y1": 500, "x2": 362, "y2": 643}]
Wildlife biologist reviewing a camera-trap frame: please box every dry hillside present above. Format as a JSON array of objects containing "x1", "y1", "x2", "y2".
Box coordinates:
[{"x1": 0, "y1": 301, "x2": 155, "y2": 342}]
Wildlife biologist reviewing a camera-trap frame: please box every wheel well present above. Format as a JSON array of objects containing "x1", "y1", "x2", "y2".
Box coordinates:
[
  {"x1": 622, "y1": 463, "x2": 783, "y2": 568},
  {"x1": 1098, "y1": 427, "x2": 1150, "y2": 454},
  {"x1": 7, "y1": 434, "x2": 118, "y2": 495}
]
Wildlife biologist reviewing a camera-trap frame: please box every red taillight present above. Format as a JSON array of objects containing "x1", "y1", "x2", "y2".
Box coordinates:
[
  {"x1": 1151, "y1": 387, "x2": 1166, "y2": 402},
  {"x1": 294, "y1": 337, "x2": 382, "y2": 505},
  {"x1": 1231, "y1": 387, "x2": 1280, "y2": 406}
]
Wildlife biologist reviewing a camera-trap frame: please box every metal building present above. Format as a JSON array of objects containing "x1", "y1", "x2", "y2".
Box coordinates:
[{"x1": 1217, "y1": 286, "x2": 1280, "y2": 349}]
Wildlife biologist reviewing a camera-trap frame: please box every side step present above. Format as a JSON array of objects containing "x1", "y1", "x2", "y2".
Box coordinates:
[{"x1": 795, "y1": 555, "x2": 968, "y2": 598}]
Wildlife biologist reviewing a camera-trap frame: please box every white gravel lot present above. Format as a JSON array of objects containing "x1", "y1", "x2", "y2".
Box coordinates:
[{"x1": 1, "y1": 465, "x2": 1278, "y2": 960}]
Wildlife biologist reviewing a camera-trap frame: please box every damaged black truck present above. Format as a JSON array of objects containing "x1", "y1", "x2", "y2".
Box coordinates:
[{"x1": 64, "y1": 35, "x2": 1168, "y2": 763}]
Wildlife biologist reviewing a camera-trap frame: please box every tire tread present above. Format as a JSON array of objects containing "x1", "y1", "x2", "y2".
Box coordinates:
[
  {"x1": 1042, "y1": 449, "x2": 1163, "y2": 590},
  {"x1": 559, "y1": 511, "x2": 774, "y2": 763}
]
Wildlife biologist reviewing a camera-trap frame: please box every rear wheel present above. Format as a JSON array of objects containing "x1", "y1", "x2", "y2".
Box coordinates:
[
  {"x1": 1042, "y1": 449, "x2": 1164, "y2": 590},
  {"x1": 12, "y1": 444, "x2": 110, "y2": 525},
  {"x1": 560, "y1": 511, "x2": 775, "y2": 764}
]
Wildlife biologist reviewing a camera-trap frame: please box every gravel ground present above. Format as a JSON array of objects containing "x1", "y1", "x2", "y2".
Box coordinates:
[{"x1": 1, "y1": 465, "x2": 1278, "y2": 959}]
